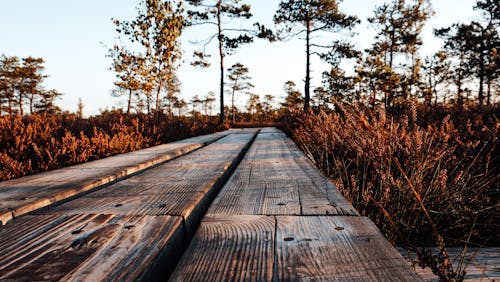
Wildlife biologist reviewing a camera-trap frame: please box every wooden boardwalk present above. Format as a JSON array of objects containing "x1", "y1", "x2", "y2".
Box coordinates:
[{"x1": 0, "y1": 128, "x2": 422, "y2": 281}]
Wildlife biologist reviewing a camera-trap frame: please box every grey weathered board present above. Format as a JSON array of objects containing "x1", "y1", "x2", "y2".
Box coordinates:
[
  {"x1": 0, "y1": 127, "x2": 425, "y2": 281},
  {"x1": 0, "y1": 213, "x2": 183, "y2": 281},
  {"x1": 399, "y1": 247, "x2": 500, "y2": 281},
  {"x1": 36, "y1": 132, "x2": 256, "y2": 236},
  {"x1": 169, "y1": 215, "x2": 275, "y2": 281},
  {"x1": 0, "y1": 130, "x2": 228, "y2": 225},
  {"x1": 207, "y1": 129, "x2": 358, "y2": 216},
  {"x1": 0, "y1": 132, "x2": 256, "y2": 280},
  {"x1": 170, "y1": 215, "x2": 422, "y2": 281},
  {"x1": 275, "y1": 216, "x2": 422, "y2": 281}
]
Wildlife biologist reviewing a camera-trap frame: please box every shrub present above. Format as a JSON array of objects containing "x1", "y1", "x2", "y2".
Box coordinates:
[
  {"x1": 0, "y1": 112, "x2": 224, "y2": 181},
  {"x1": 281, "y1": 103, "x2": 498, "y2": 280}
]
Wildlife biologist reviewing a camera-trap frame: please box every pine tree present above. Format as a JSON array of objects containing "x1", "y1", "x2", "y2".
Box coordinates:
[
  {"x1": 261, "y1": 94, "x2": 276, "y2": 121},
  {"x1": 77, "y1": 97, "x2": 84, "y2": 119},
  {"x1": 421, "y1": 51, "x2": 450, "y2": 106},
  {"x1": 274, "y1": 0, "x2": 359, "y2": 111},
  {"x1": 281, "y1": 81, "x2": 304, "y2": 111},
  {"x1": 321, "y1": 67, "x2": 354, "y2": 103},
  {"x1": 246, "y1": 93, "x2": 261, "y2": 122},
  {"x1": 108, "y1": 47, "x2": 143, "y2": 114},
  {"x1": 365, "y1": 0, "x2": 433, "y2": 107},
  {"x1": 20, "y1": 57, "x2": 46, "y2": 114},
  {"x1": 35, "y1": 89, "x2": 61, "y2": 114},
  {"x1": 435, "y1": 2, "x2": 499, "y2": 106},
  {"x1": 0, "y1": 55, "x2": 20, "y2": 115},
  {"x1": 111, "y1": 0, "x2": 185, "y2": 114},
  {"x1": 186, "y1": 0, "x2": 274, "y2": 123},
  {"x1": 173, "y1": 97, "x2": 187, "y2": 116},
  {"x1": 226, "y1": 63, "x2": 253, "y2": 123}
]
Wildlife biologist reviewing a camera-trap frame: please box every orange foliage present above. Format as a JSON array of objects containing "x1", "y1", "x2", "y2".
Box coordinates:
[
  {"x1": 0, "y1": 112, "x2": 224, "y2": 181},
  {"x1": 281, "y1": 103, "x2": 498, "y2": 247}
]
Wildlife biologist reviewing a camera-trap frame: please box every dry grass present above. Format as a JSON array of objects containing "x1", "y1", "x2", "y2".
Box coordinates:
[
  {"x1": 0, "y1": 111, "x2": 225, "y2": 181},
  {"x1": 281, "y1": 102, "x2": 498, "y2": 281}
]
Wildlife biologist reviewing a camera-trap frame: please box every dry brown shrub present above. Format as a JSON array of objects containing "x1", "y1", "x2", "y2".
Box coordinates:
[
  {"x1": 281, "y1": 103, "x2": 498, "y2": 280},
  {"x1": 0, "y1": 111, "x2": 223, "y2": 181}
]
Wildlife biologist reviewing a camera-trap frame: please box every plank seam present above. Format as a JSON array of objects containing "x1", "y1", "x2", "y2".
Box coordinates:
[
  {"x1": 272, "y1": 215, "x2": 279, "y2": 282},
  {"x1": 162, "y1": 130, "x2": 261, "y2": 280}
]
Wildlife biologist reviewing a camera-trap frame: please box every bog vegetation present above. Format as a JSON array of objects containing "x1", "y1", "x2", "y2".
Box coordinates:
[
  {"x1": 281, "y1": 103, "x2": 498, "y2": 280},
  {"x1": 1, "y1": 0, "x2": 498, "y2": 280},
  {"x1": 0, "y1": 112, "x2": 223, "y2": 181}
]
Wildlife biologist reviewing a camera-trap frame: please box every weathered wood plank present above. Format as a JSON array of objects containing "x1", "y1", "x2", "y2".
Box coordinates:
[
  {"x1": 37, "y1": 133, "x2": 256, "y2": 236},
  {"x1": 276, "y1": 216, "x2": 423, "y2": 281},
  {"x1": 207, "y1": 130, "x2": 357, "y2": 216},
  {"x1": 228, "y1": 128, "x2": 261, "y2": 134},
  {"x1": 0, "y1": 214, "x2": 184, "y2": 281},
  {"x1": 0, "y1": 131, "x2": 229, "y2": 226},
  {"x1": 259, "y1": 127, "x2": 281, "y2": 134},
  {"x1": 399, "y1": 247, "x2": 500, "y2": 281},
  {"x1": 283, "y1": 137, "x2": 358, "y2": 216},
  {"x1": 169, "y1": 215, "x2": 275, "y2": 282}
]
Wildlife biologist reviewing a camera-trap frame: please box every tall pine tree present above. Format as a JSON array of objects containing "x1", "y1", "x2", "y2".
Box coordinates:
[
  {"x1": 274, "y1": 0, "x2": 359, "y2": 111},
  {"x1": 186, "y1": 0, "x2": 274, "y2": 123}
]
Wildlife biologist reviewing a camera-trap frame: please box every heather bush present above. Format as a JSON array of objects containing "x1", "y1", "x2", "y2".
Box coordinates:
[
  {"x1": 281, "y1": 103, "x2": 498, "y2": 280},
  {"x1": 0, "y1": 112, "x2": 224, "y2": 181}
]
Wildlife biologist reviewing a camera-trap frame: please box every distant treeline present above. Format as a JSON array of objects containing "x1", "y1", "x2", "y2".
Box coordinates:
[
  {"x1": 1, "y1": 0, "x2": 497, "y2": 121},
  {"x1": 106, "y1": 0, "x2": 498, "y2": 123},
  {"x1": 0, "y1": 55, "x2": 61, "y2": 116}
]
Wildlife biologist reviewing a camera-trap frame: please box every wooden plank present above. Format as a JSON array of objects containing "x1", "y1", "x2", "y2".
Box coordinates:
[
  {"x1": 0, "y1": 131, "x2": 228, "y2": 226},
  {"x1": 207, "y1": 130, "x2": 357, "y2": 216},
  {"x1": 275, "y1": 216, "x2": 422, "y2": 281},
  {"x1": 0, "y1": 213, "x2": 184, "y2": 281},
  {"x1": 228, "y1": 128, "x2": 261, "y2": 134},
  {"x1": 399, "y1": 247, "x2": 500, "y2": 281},
  {"x1": 169, "y1": 215, "x2": 275, "y2": 282},
  {"x1": 37, "y1": 133, "x2": 256, "y2": 236},
  {"x1": 283, "y1": 137, "x2": 358, "y2": 216},
  {"x1": 259, "y1": 127, "x2": 281, "y2": 133}
]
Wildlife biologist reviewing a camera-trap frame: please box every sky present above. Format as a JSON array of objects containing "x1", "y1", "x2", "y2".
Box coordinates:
[{"x1": 0, "y1": 0, "x2": 480, "y2": 116}]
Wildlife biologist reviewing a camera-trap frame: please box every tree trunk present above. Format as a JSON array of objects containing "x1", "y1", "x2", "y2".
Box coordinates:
[
  {"x1": 127, "y1": 89, "x2": 132, "y2": 115},
  {"x1": 155, "y1": 77, "x2": 162, "y2": 114},
  {"x1": 146, "y1": 93, "x2": 151, "y2": 114},
  {"x1": 478, "y1": 51, "x2": 485, "y2": 105},
  {"x1": 29, "y1": 92, "x2": 34, "y2": 114},
  {"x1": 232, "y1": 90, "x2": 235, "y2": 124},
  {"x1": 486, "y1": 75, "x2": 491, "y2": 105},
  {"x1": 371, "y1": 87, "x2": 376, "y2": 109},
  {"x1": 155, "y1": 86, "x2": 161, "y2": 113},
  {"x1": 433, "y1": 85, "x2": 439, "y2": 108},
  {"x1": 304, "y1": 18, "x2": 311, "y2": 112},
  {"x1": 8, "y1": 95, "x2": 13, "y2": 115},
  {"x1": 18, "y1": 93, "x2": 23, "y2": 115},
  {"x1": 217, "y1": 0, "x2": 225, "y2": 124}
]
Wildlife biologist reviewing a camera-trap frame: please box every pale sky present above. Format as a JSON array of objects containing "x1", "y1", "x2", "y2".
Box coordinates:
[{"x1": 0, "y1": 0, "x2": 480, "y2": 116}]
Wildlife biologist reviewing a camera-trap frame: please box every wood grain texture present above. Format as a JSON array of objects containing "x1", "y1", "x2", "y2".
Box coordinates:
[
  {"x1": 0, "y1": 131, "x2": 229, "y2": 225},
  {"x1": 259, "y1": 127, "x2": 281, "y2": 134},
  {"x1": 276, "y1": 216, "x2": 423, "y2": 281},
  {"x1": 283, "y1": 137, "x2": 358, "y2": 216},
  {"x1": 37, "y1": 133, "x2": 255, "y2": 236},
  {"x1": 207, "y1": 130, "x2": 357, "y2": 216},
  {"x1": 169, "y1": 215, "x2": 275, "y2": 282},
  {"x1": 399, "y1": 247, "x2": 500, "y2": 281},
  {"x1": 0, "y1": 213, "x2": 184, "y2": 281}
]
